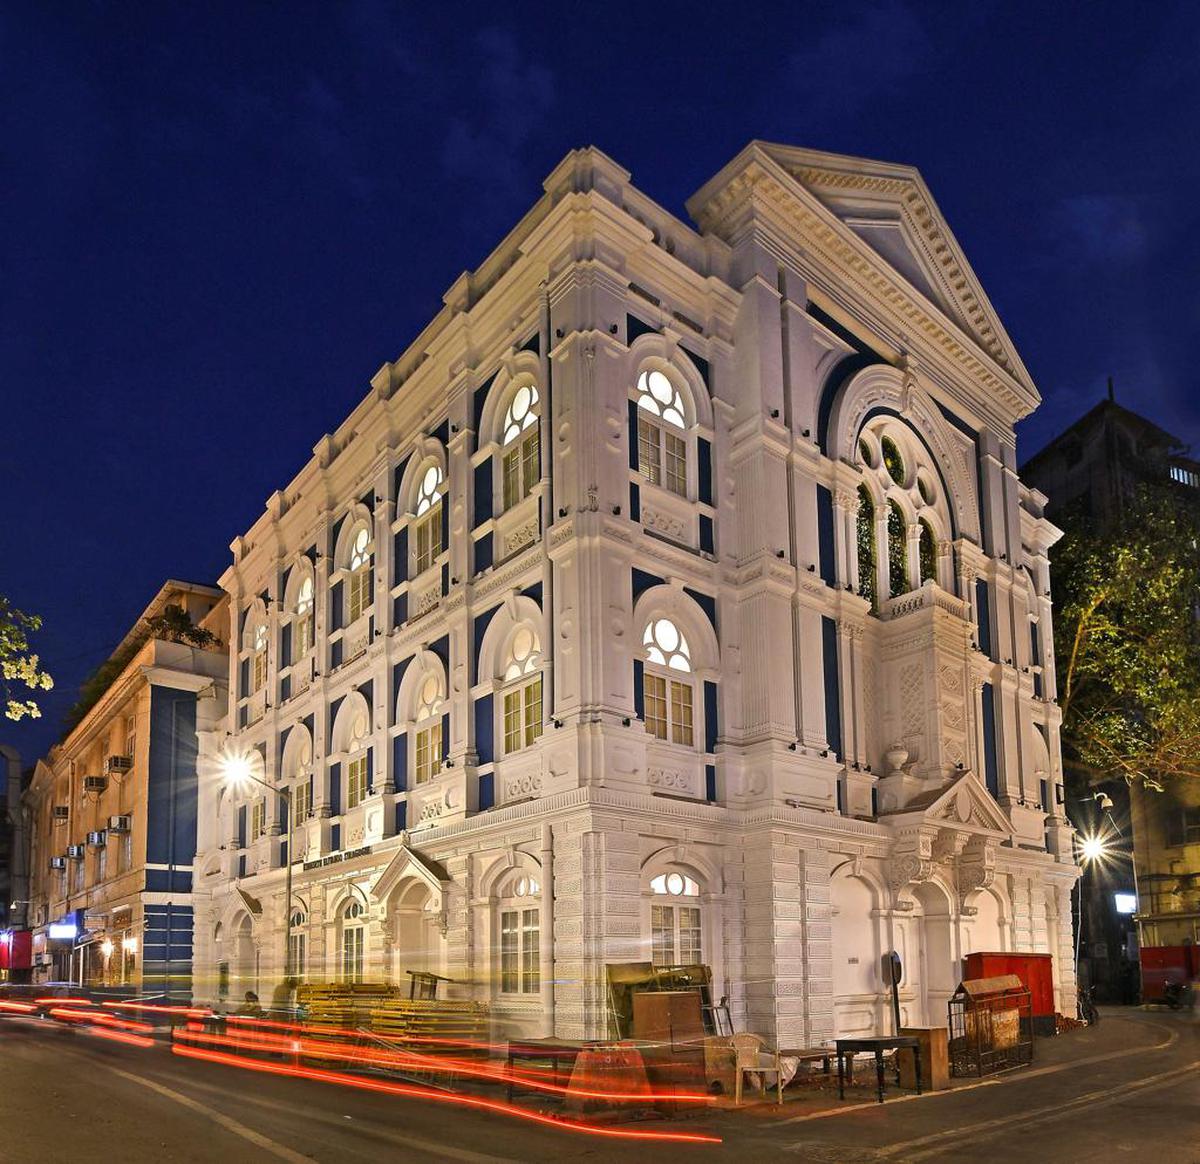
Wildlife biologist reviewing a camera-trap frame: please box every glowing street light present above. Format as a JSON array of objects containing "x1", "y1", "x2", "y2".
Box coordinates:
[
  {"x1": 1079, "y1": 834, "x2": 1107, "y2": 864},
  {"x1": 100, "y1": 939, "x2": 114, "y2": 958},
  {"x1": 217, "y1": 743, "x2": 297, "y2": 984}
]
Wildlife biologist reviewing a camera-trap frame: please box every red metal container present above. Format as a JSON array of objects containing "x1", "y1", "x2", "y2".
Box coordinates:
[
  {"x1": 1139, "y1": 945, "x2": 1199, "y2": 1004},
  {"x1": 963, "y1": 952, "x2": 1055, "y2": 1020},
  {"x1": 0, "y1": 930, "x2": 33, "y2": 972}
]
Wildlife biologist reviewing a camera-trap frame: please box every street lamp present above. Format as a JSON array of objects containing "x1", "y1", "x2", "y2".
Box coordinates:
[{"x1": 218, "y1": 747, "x2": 295, "y2": 984}]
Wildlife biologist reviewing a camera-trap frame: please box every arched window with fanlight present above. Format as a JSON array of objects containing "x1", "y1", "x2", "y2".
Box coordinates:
[
  {"x1": 413, "y1": 670, "x2": 445, "y2": 785},
  {"x1": 294, "y1": 575, "x2": 314, "y2": 658},
  {"x1": 496, "y1": 873, "x2": 541, "y2": 996},
  {"x1": 345, "y1": 523, "x2": 372, "y2": 625},
  {"x1": 250, "y1": 619, "x2": 269, "y2": 694},
  {"x1": 501, "y1": 625, "x2": 543, "y2": 754},
  {"x1": 857, "y1": 421, "x2": 951, "y2": 606},
  {"x1": 635, "y1": 368, "x2": 688, "y2": 497},
  {"x1": 288, "y1": 908, "x2": 307, "y2": 981},
  {"x1": 500, "y1": 383, "x2": 540, "y2": 512},
  {"x1": 649, "y1": 870, "x2": 702, "y2": 967},
  {"x1": 412, "y1": 464, "x2": 444, "y2": 575},
  {"x1": 340, "y1": 899, "x2": 365, "y2": 983},
  {"x1": 642, "y1": 617, "x2": 694, "y2": 746}
]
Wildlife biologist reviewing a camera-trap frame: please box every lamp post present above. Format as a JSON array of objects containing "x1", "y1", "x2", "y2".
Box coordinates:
[{"x1": 219, "y1": 750, "x2": 294, "y2": 984}]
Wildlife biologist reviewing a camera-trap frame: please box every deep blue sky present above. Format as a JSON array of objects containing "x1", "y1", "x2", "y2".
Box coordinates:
[{"x1": 3, "y1": 1, "x2": 1198, "y2": 764}]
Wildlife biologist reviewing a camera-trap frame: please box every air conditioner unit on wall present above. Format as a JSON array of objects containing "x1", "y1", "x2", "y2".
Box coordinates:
[
  {"x1": 49, "y1": 856, "x2": 66, "y2": 870},
  {"x1": 83, "y1": 775, "x2": 108, "y2": 794},
  {"x1": 108, "y1": 815, "x2": 131, "y2": 833},
  {"x1": 53, "y1": 806, "x2": 69, "y2": 822},
  {"x1": 67, "y1": 844, "x2": 85, "y2": 859},
  {"x1": 87, "y1": 831, "x2": 106, "y2": 847},
  {"x1": 104, "y1": 755, "x2": 133, "y2": 776}
]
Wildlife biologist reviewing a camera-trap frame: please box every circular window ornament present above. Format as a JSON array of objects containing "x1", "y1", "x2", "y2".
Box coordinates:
[
  {"x1": 666, "y1": 872, "x2": 685, "y2": 896},
  {"x1": 636, "y1": 369, "x2": 686, "y2": 430},
  {"x1": 643, "y1": 618, "x2": 692, "y2": 672},
  {"x1": 503, "y1": 384, "x2": 540, "y2": 445},
  {"x1": 918, "y1": 474, "x2": 935, "y2": 505},
  {"x1": 416, "y1": 465, "x2": 444, "y2": 516}
]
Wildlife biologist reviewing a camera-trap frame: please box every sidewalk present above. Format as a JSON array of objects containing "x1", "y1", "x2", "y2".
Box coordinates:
[{"x1": 711, "y1": 1006, "x2": 1190, "y2": 1128}]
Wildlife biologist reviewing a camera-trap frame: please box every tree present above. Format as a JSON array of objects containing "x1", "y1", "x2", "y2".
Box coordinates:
[
  {"x1": 1, "y1": 595, "x2": 53, "y2": 720},
  {"x1": 65, "y1": 604, "x2": 216, "y2": 730},
  {"x1": 1054, "y1": 487, "x2": 1200, "y2": 789}
]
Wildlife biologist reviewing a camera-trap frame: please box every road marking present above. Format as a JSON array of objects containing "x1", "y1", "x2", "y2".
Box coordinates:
[
  {"x1": 177, "y1": 1074, "x2": 517, "y2": 1163},
  {"x1": 776, "y1": 1014, "x2": 1181, "y2": 1126},
  {"x1": 869, "y1": 1058, "x2": 1200, "y2": 1162},
  {"x1": 95, "y1": 1062, "x2": 314, "y2": 1163}
]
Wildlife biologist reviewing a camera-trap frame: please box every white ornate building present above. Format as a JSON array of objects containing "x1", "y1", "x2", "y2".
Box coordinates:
[{"x1": 193, "y1": 142, "x2": 1077, "y2": 1045}]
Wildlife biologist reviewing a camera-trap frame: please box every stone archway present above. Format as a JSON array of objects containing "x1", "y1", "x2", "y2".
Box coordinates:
[
  {"x1": 389, "y1": 880, "x2": 443, "y2": 991},
  {"x1": 913, "y1": 881, "x2": 956, "y2": 1028},
  {"x1": 831, "y1": 872, "x2": 882, "y2": 1037},
  {"x1": 233, "y1": 914, "x2": 257, "y2": 996}
]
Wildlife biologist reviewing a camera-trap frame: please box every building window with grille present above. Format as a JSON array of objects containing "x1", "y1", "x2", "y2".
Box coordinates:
[
  {"x1": 642, "y1": 618, "x2": 694, "y2": 746},
  {"x1": 293, "y1": 779, "x2": 311, "y2": 822},
  {"x1": 340, "y1": 900, "x2": 365, "y2": 982},
  {"x1": 635, "y1": 369, "x2": 688, "y2": 497},
  {"x1": 649, "y1": 871, "x2": 703, "y2": 967},
  {"x1": 501, "y1": 626, "x2": 543, "y2": 754},
  {"x1": 346, "y1": 525, "x2": 372, "y2": 624},
  {"x1": 346, "y1": 754, "x2": 368, "y2": 809},
  {"x1": 498, "y1": 875, "x2": 541, "y2": 995},
  {"x1": 250, "y1": 798, "x2": 266, "y2": 840},
  {"x1": 501, "y1": 383, "x2": 540, "y2": 511}
]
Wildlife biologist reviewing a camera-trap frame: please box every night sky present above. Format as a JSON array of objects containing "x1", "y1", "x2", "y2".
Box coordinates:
[{"x1": 3, "y1": 1, "x2": 1198, "y2": 764}]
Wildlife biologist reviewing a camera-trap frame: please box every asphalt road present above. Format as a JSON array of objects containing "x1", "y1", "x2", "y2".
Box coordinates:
[{"x1": 0, "y1": 1009, "x2": 1196, "y2": 1163}]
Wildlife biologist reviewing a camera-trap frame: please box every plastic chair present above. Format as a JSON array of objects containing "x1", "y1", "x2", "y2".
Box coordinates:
[{"x1": 731, "y1": 1033, "x2": 784, "y2": 1104}]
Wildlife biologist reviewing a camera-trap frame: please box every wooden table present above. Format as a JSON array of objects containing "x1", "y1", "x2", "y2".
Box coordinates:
[
  {"x1": 835, "y1": 1035, "x2": 922, "y2": 1103},
  {"x1": 505, "y1": 1038, "x2": 583, "y2": 1103}
]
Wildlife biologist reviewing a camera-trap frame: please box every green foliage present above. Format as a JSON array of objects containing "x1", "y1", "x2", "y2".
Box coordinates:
[
  {"x1": 65, "y1": 604, "x2": 216, "y2": 730},
  {"x1": 1, "y1": 595, "x2": 53, "y2": 720},
  {"x1": 919, "y1": 519, "x2": 937, "y2": 584},
  {"x1": 881, "y1": 436, "x2": 905, "y2": 486},
  {"x1": 1054, "y1": 488, "x2": 1200, "y2": 788},
  {"x1": 887, "y1": 500, "x2": 908, "y2": 598},
  {"x1": 857, "y1": 485, "x2": 877, "y2": 609}
]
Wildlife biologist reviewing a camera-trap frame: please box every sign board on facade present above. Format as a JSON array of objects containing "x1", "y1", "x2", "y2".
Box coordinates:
[{"x1": 302, "y1": 844, "x2": 372, "y2": 872}]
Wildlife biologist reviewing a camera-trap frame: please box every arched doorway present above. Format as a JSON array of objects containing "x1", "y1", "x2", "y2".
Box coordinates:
[
  {"x1": 913, "y1": 881, "x2": 956, "y2": 1028},
  {"x1": 233, "y1": 914, "x2": 257, "y2": 996},
  {"x1": 963, "y1": 889, "x2": 1005, "y2": 958},
  {"x1": 390, "y1": 881, "x2": 441, "y2": 991},
  {"x1": 831, "y1": 872, "x2": 881, "y2": 1037}
]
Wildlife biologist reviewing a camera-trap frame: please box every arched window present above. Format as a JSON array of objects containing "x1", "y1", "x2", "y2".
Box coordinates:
[
  {"x1": 919, "y1": 519, "x2": 937, "y2": 585},
  {"x1": 340, "y1": 899, "x2": 365, "y2": 983},
  {"x1": 346, "y1": 524, "x2": 372, "y2": 624},
  {"x1": 642, "y1": 618, "x2": 693, "y2": 746},
  {"x1": 288, "y1": 908, "x2": 306, "y2": 981},
  {"x1": 501, "y1": 626, "x2": 543, "y2": 754},
  {"x1": 501, "y1": 383, "x2": 540, "y2": 511},
  {"x1": 497, "y1": 873, "x2": 540, "y2": 995},
  {"x1": 887, "y1": 500, "x2": 908, "y2": 597},
  {"x1": 858, "y1": 421, "x2": 949, "y2": 605},
  {"x1": 413, "y1": 671, "x2": 444, "y2": 785},
  {"x1": 282, "y1": 728, "x2": 313, "y2": 822},
  {"x1": 342, "y1": 707, "x2": 370, "y2": 810},
  {"x1": 857, "y1": 485, "x2": 877, "y2": 610},
  {"x1": 649, "y1": 869, "x2": 702, "y2": 967},
  {"x1": 295, "y1": 575, "x2": 314, "y2": 658},
  {"x1": 413, "y1": 465, "x2": 444, "y2": 575},
  {"x1": 635, "y1": 369, "x2": 688, "y2": 496},
  {"x1": 250, "y1": 619, "x2": 269, "y2": 694}
]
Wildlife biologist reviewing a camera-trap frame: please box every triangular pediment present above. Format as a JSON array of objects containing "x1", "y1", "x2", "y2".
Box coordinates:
[
  {"x1": 884, "y1": 771, "x2": 1013, "y2": 836},
  {"x1": 370, "y1": 842, "x2": 449, "y2": 904},
  {"x1": 687, "y1": 142, "x2": 1037, "y2": 413},
  {"x1": 755, "y1": 143, "x2": 1033, "y2": 396}
]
